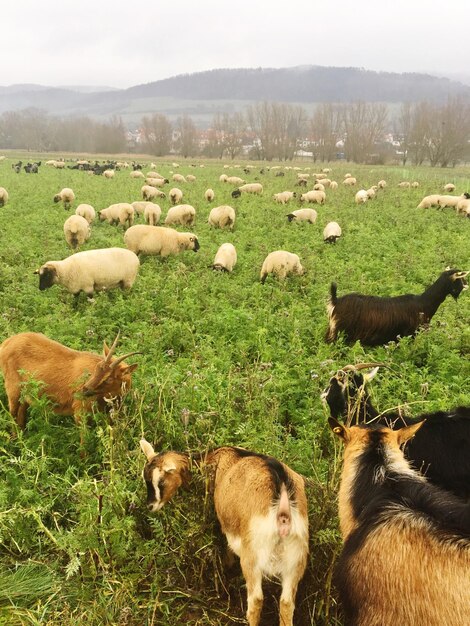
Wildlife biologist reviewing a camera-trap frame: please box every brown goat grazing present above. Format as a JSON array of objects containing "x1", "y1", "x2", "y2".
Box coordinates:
[
  {"x1": 330, "y1": 419, "x2": 470, "y2": 626},
  {"x1": 325, "y1": 268, "x2": 469, "y2": 345},
  {"x1": 140, "y1": 441, "x2": 309, "y2": 626},
  {"x1": 0, "y1": 332, "x2": 139, "y2": 436}
]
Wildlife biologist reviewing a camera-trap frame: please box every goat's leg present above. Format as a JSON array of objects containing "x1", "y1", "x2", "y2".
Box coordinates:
[
  {"x1": 241, "y1": 555, "x2": 263, "y2": 626},
  {"x1": 279, "y1": 557, "x2": 306, "y2": 626}
]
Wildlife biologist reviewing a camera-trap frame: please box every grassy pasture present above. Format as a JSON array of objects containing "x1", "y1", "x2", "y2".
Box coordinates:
[{"x1": 0, "y1": 156, "x2": 469, "y2": 625}]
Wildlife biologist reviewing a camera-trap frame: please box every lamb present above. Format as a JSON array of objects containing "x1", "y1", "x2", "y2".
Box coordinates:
[
  {"x1": 286, "y1": 209, "x2": 317, "y2": 224},
  {"x1": 398, "y1": 181, "x2": 411, "y2": 188},
  {"x1": 103, "y1": 169, "x2": 115, "y2": 179},
  {"x1": 343, "y1": 177, "x2": 356, "y2": 186},
  {"x1": 260, "y1": 251, "x2": 304, "y2": 284},
  {"x1": 355, "y1": 190, "x2": 369, "y2": 204},
  {"x1": 325, "y1": 268, "x2": 469, "y2": 345},
  {"x1": 172, "y1": 173, "x2": 187, "y2": 183},
  {"x1": 75, "y1": 204, "x2": 96, "y2": 224},
  {"x1": 273, "y1": 191, "x2": 296, "y2": 204},
  {"x1": 366, "y1": 186, "x2": 378, "y2": 199},
  {"x1": 211, "y1": 243, "x2": 237, "y2": 272},
  {"x1": 164, "y1": 204, "x2": 196, "y2": 227},
  {"x1": 99, "y1": 203, "x2": 134, "y2": 228},
  {"x1": 53, "y1": 188, "x2": 75, "y2": 210},
  {"x1": 130, "y1": 170, "x2": 145, "y2": 179},
  {"x1": 330, "y1": 418, "x2": 470, "y2": 626},
  {"x1": 208, "y1": 205, "x2": 236, "y2": 230},
  {"x1": 140, "y1": 442, "x2": 309, "y2": 626},
  {"x1": 323, "y1": 221, "x2": 342, "y2": 243},
  {"x1": 204, "y1": 188, "x2": 215, "y2": 202},
  {"x1": 144, "y1": 203, "x2": 161, "y2": 226},
  {"x1": 169, "y1": 188, "x2": 183, "y2": 205},
  {"x1": 0, "y1": 187, "x2": 8, "y2": 207},
  {"x1": 0, "y1": 332, "x2": 139, "y2": 440},
  {"x1": 231, "y1": 183, "x2": 263, "y2": 198},
  {"x1": 141, "y1": 185, "x2": 166, "y2": 201},
  {"x1": 63, "y1": 215, "x2": 91, "y2": 250},
  {"x1": 417, "y1": 194, "x2": 441, "y2": 209},
  {"x1": 124, "y1": 225, "x2": 199, "y2": 257},
  {"x1": 299, "y1": 190, "x2": 326, "y2": 204},
  {"x1": 443, "y1": 183, "x2": 456, "y2": 192}
]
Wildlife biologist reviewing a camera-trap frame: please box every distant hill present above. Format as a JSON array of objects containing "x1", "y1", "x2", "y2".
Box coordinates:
[{"x1": 0, "y1": 66, "x2": 468, "y2": 126}]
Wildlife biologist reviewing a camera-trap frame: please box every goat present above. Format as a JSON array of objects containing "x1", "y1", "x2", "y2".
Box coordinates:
[
  {"x1": 325, "y1": 268, "x2": 469, "y2": 345},
  {"x1": 0, "y1": 332, "x2": 139, "y2": 442},
  {"x1": 330, "y1": 418, "x2": 470, "y2": 626},
  {"x1": 140, "y1": 441, "x2": 309, "y2": 626},
  {"x1": 322, "y1": 363, "x2": 470, "y2": 499}
]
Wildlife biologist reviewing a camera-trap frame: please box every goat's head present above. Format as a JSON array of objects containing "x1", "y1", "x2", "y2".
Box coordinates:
[
  {"x1": 81, "y1": 332, "x2": 140, "y2": 399},
  {"x1": 140, "y1": 439, "x2": 191, "y2": 512},
  {"x1": 444, "y1": 268, "x2": 469, "y2": 299}
]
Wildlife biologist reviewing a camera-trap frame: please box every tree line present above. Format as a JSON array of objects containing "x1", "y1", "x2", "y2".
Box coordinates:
[{"x1": 1, "y1": 98, "x2": 469, "y2": 167}]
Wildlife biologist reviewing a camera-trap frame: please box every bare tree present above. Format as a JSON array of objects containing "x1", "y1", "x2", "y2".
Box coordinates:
[
  {"x1": 247, "y1": 102, "x2": 307, "y2": 161},
  {"x1": 141, "y1": 113, "x2": 172, "y2": 156},
  {"x1": 175, "y1": 115, "x2": 199, "y2": 158},
  {"x1": 311, "y1": 103, "x2": 341, "y2": 162},
  {"x1": 342, "y1": 102, "x2": 388, "y2": 163}
]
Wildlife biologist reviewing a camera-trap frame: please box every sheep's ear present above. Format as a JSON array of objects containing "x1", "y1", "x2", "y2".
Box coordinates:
[
  {"x1": 328, "y1": 417, "x2": 349, "y2": 441},
  {"x1": 396, "y1": 420, "x2": 426, "y2": 446},
  {"x1": 140, "y1": 438, "x2": 155, "y2": 460}
]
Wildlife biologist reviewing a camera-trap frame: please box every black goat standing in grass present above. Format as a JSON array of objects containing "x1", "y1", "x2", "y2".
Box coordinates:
[{"x1": 325, "y1": 268, "x2": 468, "y2": 345}]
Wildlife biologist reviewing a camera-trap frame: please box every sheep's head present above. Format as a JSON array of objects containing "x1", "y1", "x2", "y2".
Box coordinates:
[
  {"x1": 181, "y1": 234, "x2": 199, "y2": 252},
  {"x1": 53, "y1": 194, "x2": 61, "y2": 203},
  {"x1": 36, "y1": 263, "x2": 58, "y2": 290},
  {"x1": 231, "y1": 189, "x2": 241, "y2": 199},
  {"x1": 140, "y1": 441, "x2": 190, "y2": 512}
]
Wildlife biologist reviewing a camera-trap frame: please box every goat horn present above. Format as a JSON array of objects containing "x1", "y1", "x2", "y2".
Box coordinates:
[
  {"x1": 341, "y1": 362, "x2": 387, "y2": 372},
  {"x1": 104, "y1": 331, "x2": 121, "y2": 363},
  {"x1": 110, "y1": 351, "x2": 142, "y2": 369}
]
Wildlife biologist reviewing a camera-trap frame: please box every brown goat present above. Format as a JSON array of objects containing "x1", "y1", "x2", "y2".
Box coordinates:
[
  {"x1": 0, "y1": 332, "x2": 139, "y2": 437},
  {"x1": 140, "y1": 441, "x2": 309, "y2": 626},
  {"x1": 330, "y1": 419, "x2": 470, "y2": 626}
]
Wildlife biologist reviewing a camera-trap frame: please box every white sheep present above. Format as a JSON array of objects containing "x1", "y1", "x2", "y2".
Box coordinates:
[
  {"x1": 443, "y1": 183, "x2": 456, "y2": 192},
  {"x1": 212, "y1": 243, "x2": 237, "y2": 272},
  {"x1": 169, "y1": 188, "x2": 183, "y2": 205},
  {"x1": 411, "y1": 181, "x2": 420, "y2": 188},
  {"x1": 398, "y1": 181, "x2": 411, "y2": 188},
  {"x1": 130, "y1": 171, "x2": 145, "y2": 179},
  {"x1": 366, "y1": 186, "x2": 378, "y2": 199},
  {"x1": 329, "y1": 181, "x2": 338, "y2": 190},
  {"x1": 131, "y1": 201, "x2": 156, "y2": 216},
  {"x1": 54, "y1": 188, "x2": 75, "y2": 209},
  {"x1": 417, "y1": 194, "x2": 441, "y2": 209},
  {"x1": 377, "y1": 180, "x2": 387, "y2": 189},
  {"x1": 300, "y1": 190, "x2": 326, "y2": 204},
  {"x1": 322, "y1": 167, "x2": 332, "y2": 174},
  {"x1": 75, "y1": 204, "x2": 96, "y2": 224},
  {"x1": 146, "y1": 177, "x2": 166, "y2": 188},
  {"x1": 63, "y1": 215, "x2": 91, "y2": 250},
  {"x1": 141, "y1": 185, "x2": 166, "y2": 201},
  {"x1": 146, "y1": 171, "x2": 164, "y2": 180},
  {"x1": 232, "y1": 183, "x2": 263, "y2": 198},
  {"x1": 323, "y1": 221, "x2": 342, "y2": 243},
  {"x1": 164, "y1": 204, "x2": 196, "y2": 227},
  {"x1": 208, "y1": 205, "x2": 236, "y2": 230},
  {"x1": 186, "y1": 174, "x2": 196, "y2": 182},
  {"x1": 456, "y1": 197, "x2": 470, "y2": 214},
  {"x1": 103, "y1": 169, "x2": 115, "y2": 179},
  {"x1": 219, "y1": 174, "x2": 228, "y2": 182},
  {"x1": 316, "y1": 178, "x2": 331, "y2": 188},
  {"x1": 204, "y1": 188, "x2": 215, "y2": 202},
  {"x1": 344, "y1": 173, "x2": 352, "y2": 178},
  {"x1": 313, "y1": 183, "x2": 325, "y2": 192},
  {"x1": 437, "y1": 194, "x2": 468, "y2": 209},
  {"x1": 225, "y1": 176, "x2": 245, "y2": 185},
  {"x1": 36, "y1": 248, "x2": 140, "y2": 296},
  {"x1": 0, "y1": 187, "x2": 8, "y2": 207},
  {"x1": 273, "y1": 191, "x2": 296, "y2": 204},
  {"x1": 99, "y1": 203, "x2": 134, "y2": 228},
  {"x1": 355, "y1": 190, "x2": 369, "y2": 204},
  {"x1": 343, "y1": 177, "x2": 357, "y2": 186},
  {"x1": 124, "y1": 225, "x2": 199, "y2": 257},
  {"x1": 144, "y1": 204, "x2": 162, "y2": 226},
  {"x1": 260, "y1": 251, "x2": 304, "y2": 284},
  {"x1": 287, "y1": 209, "x2": 318, "y2": 224},
  {"x1": 172, "y1": 173, "x2": 187, "y2": 183}
]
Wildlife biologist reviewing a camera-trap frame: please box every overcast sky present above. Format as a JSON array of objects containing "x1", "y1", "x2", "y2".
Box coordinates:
[{"x1": 1, "y1": 1, "x2": 468, "y2": 89}]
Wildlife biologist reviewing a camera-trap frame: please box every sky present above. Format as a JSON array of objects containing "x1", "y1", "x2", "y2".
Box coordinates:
[{"x1": 1, "y1": 1, "x2": 469, "y2": 89}]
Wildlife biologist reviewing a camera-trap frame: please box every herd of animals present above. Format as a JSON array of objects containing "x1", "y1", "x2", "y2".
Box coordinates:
[{"x1": 0, "y1": 155, "x2": 469, "y2": 625}]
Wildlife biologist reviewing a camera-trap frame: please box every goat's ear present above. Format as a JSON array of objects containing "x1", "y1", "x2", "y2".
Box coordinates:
[
  {"x1": 452, "y1": 270, "x2": 469, "y2": 280},
  {"x1": 162, "y1": 461, "x2": 177, "y2": 473},
  {"x1": 328, "y1": 417, "x2": 349, "y2": 441},
  {"x1": 123, "y1": 363, "x2": 138, "y2": 374},
  {"x1": 140, "y1": 438, "x2": 155, "y2": 460},
  {"x1": 363, "y1": 367, "x2": 379, "y2": 383},
  {"x1": 396, "y1": 420, "x2": 426, "y2": 446}
]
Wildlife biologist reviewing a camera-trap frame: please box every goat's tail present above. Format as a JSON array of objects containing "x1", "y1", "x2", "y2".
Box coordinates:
[
  {"x1": 329, "y1": 282, "x2": 338, "y2": 305},
  {"x1": 277, "y1": 484, "x2": 292, "y2": 537}
]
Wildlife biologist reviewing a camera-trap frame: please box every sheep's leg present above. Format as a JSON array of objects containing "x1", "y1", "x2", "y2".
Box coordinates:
[{"x1": 241, "y1": 557, "x2": 263, "y2": 626}]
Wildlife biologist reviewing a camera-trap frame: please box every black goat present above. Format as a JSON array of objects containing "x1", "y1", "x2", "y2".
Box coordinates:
[
  {"x1": 325, "y1": 268, "x2": 468, "y2": 345},
  {"x1": 322, "y1": 364, "x2": 470, "y2": 499}
]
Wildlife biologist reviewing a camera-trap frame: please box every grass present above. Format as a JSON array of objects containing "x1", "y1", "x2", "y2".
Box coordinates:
[{"x1": 0, "y1": 155, "x2": 469, "y2": 624}]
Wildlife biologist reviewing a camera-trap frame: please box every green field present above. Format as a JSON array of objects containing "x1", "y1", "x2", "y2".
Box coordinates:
[{"x1": 0, "y1": 156, "x2": 469, "y2": 625}]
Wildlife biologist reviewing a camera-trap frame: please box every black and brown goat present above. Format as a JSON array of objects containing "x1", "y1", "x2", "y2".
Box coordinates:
[
  {"x1": 330, "y1": 418, "x2": 470, "y2": 626},
  {"x1": 140, "y1": 440, "x2": 308, "y2": 626},
  {"x1": 322, "y1": 364, "x2": 470, "y2": 499},
  {"x1": 325, "y1": 268, "x2": 468, "y2": 345}
]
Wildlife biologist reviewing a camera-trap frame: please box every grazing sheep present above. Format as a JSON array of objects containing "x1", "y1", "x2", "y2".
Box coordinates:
[
  {"x1": 225, "y1": 176, "x2": 245, "y2": 185},
  {"x1": 172, "y1": 173, "x2": 187, "y2": 183},
  {"x1": 186, "y1": 174, "x2": 196, "y2": 182},
  {"x1": 144, "y1": 203, "x2": 162, "y2": 226},
  {"x1": 316, "y1": 178, "x2": 331, "y2": 188},
  {"x1": 36, "y1": 248, "x2": 140, "y2": 296},
  {"x1": 75, "y1": 204, "x2": 96, "y2": 224},
  {"x1": 411, "y1": 181, "x2": 420, "y2": 188},
  {"x1": 219, "y1": 174, "x2": 228, "y2": 182},
  {"x1": 53, "y1": 188, "x2": 75, "y2": 210},
  {"x1": 273, "y1": 191, "x2": 296, "y2": 204},
  {"x1": 124, "y1": 225, "x2": 199, "y2": 257},
  {"x1": 300, "y1": 190, "x2": 326, "y2": 204},
  {"x1": 208, "y1": 205, "x2": 236, "y2": 230},
  {"x1": 323, "y1": 221, "x2": 342, "y2": 243},
  {"x1": 169, "y1": 188, "x2": 183, "y2": 205},
  {"x1": 0, "y1": 187, "x2": 8, "y2": 207},
  {"x1": 456, "y1": 196, "x2": 470, "y2": 215},
  {"x1": 103, "y1": 169, "x2": 115, "y2": 179},
  {"x1": 355, "y1": 190, "x2": 369, "y2": 204},
  {"x1": 377, "y1": 179, "x2": 387, "y2": 189},
  {"x1": 343, "y1": 177, "x2": 357, "y2": 186},
  {"x1": 286, "y1": 209, "x2": 317, "y2": 224},
  {"x1": 260, "y1": 251, "x2": 304, "y2": 284},
  {"x1": 130, "y1": 170, "x2": 145, "y2": 179},
  {"x1": 313, "y1": 183, "x2": 325, "y2": 192},
  {"x1": 325, "y1": 268, "x2": 469, "y2": 345},
  {"x1": 330, "y1": 418, "x2": 470, "y2": 626},
  {"x1": 164, "y1": 204, "x2": 196, "y2": 227},
  {"x1": 329, "y1": 181, "x2": 338, "y2": 190},
  {"x1": 141, "y1": 185, "x2": 166, "y2": 201},
  {"x1": 0, "y1": 332, "x2": 139, "y2": 440},
  {"x1": 204, "y1": 188, "x2": 215, "y2": 202},
  {"x1": 211, "y1": 243, "x2": 237, "y2": 272},
  {"x1": 99, "y1": 203, "x2": 134, "y2": 228},
  {"x1": 366, "y1": 186, "x2": 378, "y2": 199},
  {"x1": 444, "y1": 183, "x2": 456, "y2": 192},
  {"x1": 140, "y1": 442, "x2": 309, "y2": 626},
  {"x1": 417, "y1": 194, "x2": 441, "y2": 209},
  {"x1": 398, "y1": 181, "x2": 411, "y2": 188},
  {"x1": 232, "y1": 183, "x2": 263, "y2": 198},
  {"x1": 322, "y1": 167, "x2": 332, "y2": 174},
  {"x1": 344, "y1": 173, "x2": 352, "y2": 179},
  {"x1": 438, "y1": 193, "x2": 470, "y2": 209},
  {"x1": 146, "y1": 177, "x2": 167, "y2": 187},
  {"x1": 146, "y1": 171, "x2": 164, "y2": 180},
  {"x1": 63, "y1": 215, "x2": 91, "y2": 250}
]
